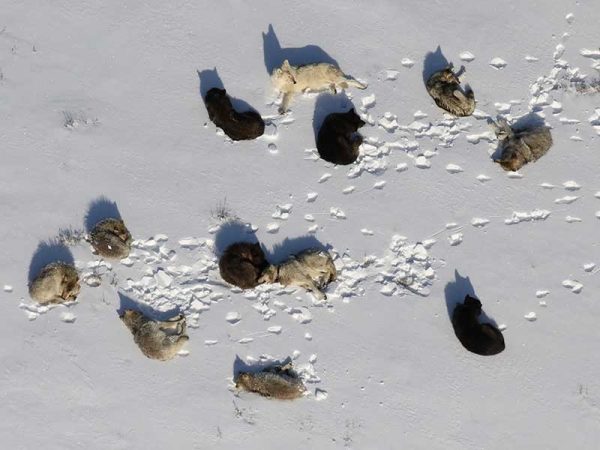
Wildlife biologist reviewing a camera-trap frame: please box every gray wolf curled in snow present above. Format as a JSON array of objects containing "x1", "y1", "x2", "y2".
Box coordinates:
[
  {"x1": 258, "y1": 249, "x2": 336, "y2": 300},
  {"x1": 204, "y1": 88, "x2": 265, "y2": 141},
  {"x1": 89, "y1": 218, "x2": 132, "y2": 259},
  {"x1": 235, "y1": 362, "x2": 306, "y2": 400},
  {"x1": 426, "y1": 65, "x2": 475, "y2": 117},
  {"x1": 29, "y1": 262, "x2": 80, "y2": 304},
  {"x1": 452, "y1": 295, "x2": 505, "y2": 356},
  {"x1": 219, "y1": 242, "x2": 269, "y2": 289},
  {"x1": 491, "y1": 117, "x2": 553, "y2": 172},
  {"x1": 271, "y1": 59, "x2": 367, "y2": 113},
  {"x1": 120, "y1": 310, "x2": 189, "y2": 361},
  {"x1": 317, "y1": 108, "x2": 366, "y2": 165}
]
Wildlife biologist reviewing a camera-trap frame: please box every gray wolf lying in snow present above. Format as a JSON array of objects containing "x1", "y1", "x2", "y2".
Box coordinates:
[
  {"x1": 219, "y1": 242, "x2": 269, "y2": 289},
  {"x1": 89, "y1": 218, "x2": 132, "y2": 259},
  {"x1": 29, "y1": 262, "x2": 80, "y2": 304},
  {"x1": 204, "y1": 88, "x2": 265, "y2": 141},
  {"x1": 235, "y1": 362, "x2": 306, "y2": 400},
  {"x1": 491, "y1": 117, "x2": 553, "y2": 171},
  {"x1": 271, "y1": 60, "x2": 367, "y2": 113},
  {"x1": 452, "y1": 295, "x2": 505, "y2": 356},
  {"x1": 317, "y1": 108, "x2": 366, "y2": 165},
  {"x1": 258, "y1": 249, "x2": 336, "y2": 300},
  {"x1": 120, "y1": 310, "x2": 189, "y2": 361},
  {"x1": 426, "y1": 65, "x2": 475, "y2": 117}
]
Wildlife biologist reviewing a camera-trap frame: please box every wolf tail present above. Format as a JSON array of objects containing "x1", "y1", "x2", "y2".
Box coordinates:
[{"x1": 344, "y1": 78, "x2": 367, "y2": 90}]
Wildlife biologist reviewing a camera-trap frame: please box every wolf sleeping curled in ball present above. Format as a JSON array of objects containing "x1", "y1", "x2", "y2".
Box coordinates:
[
  {"x1": 317, "y1": 108, "x2": 366, "y2": 165},
  {"x1": 452, "y1": 295, "x2": 505, "y2": 356},
  {"x1": 491, "y1": 117, "x2": 553, "y2": 172},
  {"x1": 89, "y1": 218, "x2": 132, "y2": 260},
  {"x1": 29, "y1": 262, "x2": 80, "y2": 304},
  {"x1": 120, "y1": 309, "x2": 189, "y2": 361},
  {"x1": 271, "y1": 60, "x2": 367, "y2": 113}
]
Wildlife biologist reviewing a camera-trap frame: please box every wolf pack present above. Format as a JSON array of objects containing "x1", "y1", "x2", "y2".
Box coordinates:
[{"x1": 29, "y1": 51, "x2": 566, "y2": 400}]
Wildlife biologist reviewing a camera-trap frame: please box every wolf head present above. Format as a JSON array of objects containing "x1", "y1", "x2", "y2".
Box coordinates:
[
  {"x1": 257, "y1": 264, "x2": 278, "y2": 284},
  {"x1": 120, "y1": 309, "x2": 143, "y2": 331},
  {"x1": 345, "y1": 108, "x2": 366, "y2": 129},
  {"x1": 271, "y1": 59, "x2": 296, "y2": 89}
]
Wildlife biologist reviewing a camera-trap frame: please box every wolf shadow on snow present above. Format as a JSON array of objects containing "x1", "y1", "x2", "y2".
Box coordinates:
[
  {"x1": 312, "y1": 92, "x2": 356, "y2": 142},
  {"x1": 262, "y1": 24, "x2": 339, "y2": 74},
  {"x1": 444, "y1": 269, "x2": 498, "y2": 327},
  {"x1": 197, "y1": 68, "x2": 260, "y2": 114}
]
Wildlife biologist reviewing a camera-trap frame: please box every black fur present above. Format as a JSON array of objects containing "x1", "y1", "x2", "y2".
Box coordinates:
[
  {"x1": 204, "y1": 88, "x2": 265, "y2": 141},
  {"x1": 452, "y1": 295, "x2": 505, "y2": 356},
  {"x1": 316, "y1": 108, "x2": 365, "y2": 165},
  {"x1": 218, "y1": 242, "x2": 269, "y2": 289}
]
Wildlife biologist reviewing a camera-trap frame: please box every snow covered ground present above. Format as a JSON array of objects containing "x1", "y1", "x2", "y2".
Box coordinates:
[{"x1": 1, "y1": 1, "x2": 600, "y2": 448}]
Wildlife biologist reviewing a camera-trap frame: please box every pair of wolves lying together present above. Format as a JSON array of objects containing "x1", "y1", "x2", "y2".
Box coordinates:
[
  {"x1": 218, "y1": 242, "x2": 337, "y2": 301},
  {"x1": 29, "y1": 218, "x2": 133, "y2": 305}
]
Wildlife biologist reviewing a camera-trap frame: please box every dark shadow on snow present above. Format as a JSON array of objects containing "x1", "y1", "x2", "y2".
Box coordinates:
[
  {"x1": 213, "y1": 219, "x2": 259, "y2": 257},
  {"x1": 422, "y1": 45, "x2": 450, "y2": 86},
  {"x1": 117, "y1": 292, "x2": 182, "y2": 322},
  {"x1": 233, "y1": 354, "x2": 293, "y2": 379},
  {"x1": 28, "y1": 240, "x2": 75, "y2": 284},
  {"x1": 197, "y1": 68, "x2": 260, "y2": 114},
  {"x1": 312, "y1": 92, "x2": 355, "y2": 142},
  {"x1": 444, "y1": 269, "x2": 498, "y2": 327},
  {"x1": 262, "y1": 24, "x2": 339, "y2": 74},
  {"x1": 489, "y1": 112, "x2": 548, "y2": 160},
  {"x1": 266, "y1": 235, "x2": 331, "y2": 265},
  {"x1": 84, "y1": 196, "x2": 122, "y2": 233}
]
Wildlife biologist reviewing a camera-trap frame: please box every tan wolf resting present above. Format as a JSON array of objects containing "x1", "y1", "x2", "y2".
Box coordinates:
[
  {"x1": 235, "y1": 362, "x2": 306, "y2": 400},
  {"x1": 120, "y1": 310, "x2": 189, "y2": 361},
  {"x1": 491, "y1": 117, "x2": 553, "y2": 171},
  {"x1": 426, "y1": 64, "x2": 475, "y2": 117},
  {"x1": 29, "y1": 262, "x2": 80, "y2": 304},
  {"x1": 89, "y1": 218, "x2": 133, "y2": 259},
  {"x1": 258, "y1": 248, "x2": 336, "y2": 300},
  {"x1": 271, "y1": 59, "x2": 367, "y2": 113}
]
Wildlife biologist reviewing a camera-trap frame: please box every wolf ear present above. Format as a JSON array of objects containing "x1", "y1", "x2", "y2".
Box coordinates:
[{"x1": 282, "y1": 59, "x2": 291, "y2": 70}]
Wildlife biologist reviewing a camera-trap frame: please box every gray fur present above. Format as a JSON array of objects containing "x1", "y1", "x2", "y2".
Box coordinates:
[
  {"x1": 426, "y1": 65, "x2": 475, "y2": 117},
  {"x1": 89, "y1": 218, "x2": 132, "y2": 259},
  {"x1": 258, "y1": 249, "x2": 336, "y2": 300},
  {"x1": 120, "y1": 310, "x2": 189, "y2": 361},
  {"x1": 235, "y1": 363, "x2": 306, "y2": 400},
  {"x1": 491, "y1": 117, "x2": 553, "y2": 171},
  {"x1": 29, "y1": 262, "x2": 80, "y2": 304}
]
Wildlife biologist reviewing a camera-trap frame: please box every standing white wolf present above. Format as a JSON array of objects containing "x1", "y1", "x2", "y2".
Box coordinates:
[
  {"x1": 271, "y1": 60, "x2": 367, "y2": 113},
  {"x1": 258, "y1": 249, "x2": 337, "y2": 300}
]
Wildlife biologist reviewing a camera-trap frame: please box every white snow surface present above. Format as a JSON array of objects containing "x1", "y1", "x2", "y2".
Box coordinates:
[{"x1": 2, "y1": 1, "x2": 600, "y2": 449}]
